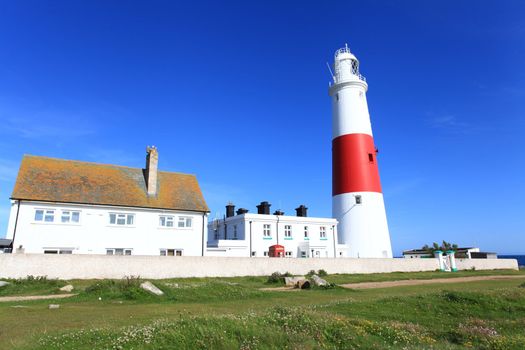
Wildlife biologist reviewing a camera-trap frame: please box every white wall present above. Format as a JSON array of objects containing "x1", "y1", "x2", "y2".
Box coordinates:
[
  {"x1": 7, "y1": 201, "x2": 207, "y2": 256},
  {"x1": 207, "y1": 213, "x2": 339, "y2": 258},
  {"x1": 0, "y1": 254, "x2": 518, "y2": 279}
]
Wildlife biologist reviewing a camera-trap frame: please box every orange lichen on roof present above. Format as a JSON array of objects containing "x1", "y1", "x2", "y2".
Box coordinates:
[{"x1": 11, "y1": 155, "x2": 209, "y2": 212}]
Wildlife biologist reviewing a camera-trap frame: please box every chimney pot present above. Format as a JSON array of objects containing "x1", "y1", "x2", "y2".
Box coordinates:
[
  {"x1": 256, "y1": 201, "x2": 271, "y2": 215},
  {"x1": 236, "y1": 208, "x2": 249, "y2": 215},
  {"x1": 226, "y1": 202, "x2": 235, "y2": 218},
  {"x1": 295, "y1": 205, "x2": 308, "y2": 217}
]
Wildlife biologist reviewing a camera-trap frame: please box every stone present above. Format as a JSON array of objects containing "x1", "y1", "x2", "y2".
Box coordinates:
[
  {"x1": 140, "y1": 281, "x2": 164, "y2": 296},
  {"x1": 48, "y1": 304, "x2": 60, "y2": 309},
  {"x1": 0, "y1": 281, "x2": 10, "y2": 287},
  {"x1": 284, "y1": 276, "x2": 305, "y2": 287},
  {"x1": 296, "y1": 279, "x2": 311, "y2": 289},
  {"x1": 59, "y1": 284, "x2": 74, "y2": 292},
  {"x1": 311, "y1": 275, "x2": 329, "y2": 287}
]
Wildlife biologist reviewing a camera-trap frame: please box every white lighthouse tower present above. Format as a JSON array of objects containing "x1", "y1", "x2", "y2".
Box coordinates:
[{"x1": 329, "y1": 44, "x2": 393, "y2": 258}]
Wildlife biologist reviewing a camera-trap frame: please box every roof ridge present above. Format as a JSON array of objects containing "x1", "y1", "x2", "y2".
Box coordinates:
[{"x1": 22, "y1": 154, "x2": 196, "y2": 176}]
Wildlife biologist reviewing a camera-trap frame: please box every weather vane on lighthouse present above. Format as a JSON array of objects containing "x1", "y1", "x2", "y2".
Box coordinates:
[{"x1": 329, "y1": 44, "x2": 393, "y2": 258}]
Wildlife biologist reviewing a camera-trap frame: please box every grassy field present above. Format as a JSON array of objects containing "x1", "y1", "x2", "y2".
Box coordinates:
[{"x1": 0, "y1": 269, "x2": 524, "y2": 349}]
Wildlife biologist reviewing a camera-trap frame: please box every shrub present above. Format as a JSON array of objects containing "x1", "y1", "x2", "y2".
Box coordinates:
[
  {"x1": 83, "y1": 276, "x2": 151, "y2": 300},
  {"x1": 306, "y1": 269, "x2": 328, "y2": 277},
  {"x1": 266, "y1": 272, "x2": 291, "y2": 284},
  {"x1": 306, "y1": 270, "x2": 316, "y2": 277},
  {"x1": 519, "y1": 282, "x2": 525, "y2": 289}
]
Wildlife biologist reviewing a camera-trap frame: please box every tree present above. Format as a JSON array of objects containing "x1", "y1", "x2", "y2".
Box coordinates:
[{"x1": 421, "y1": 241, "x2": 459, "y2": 254}]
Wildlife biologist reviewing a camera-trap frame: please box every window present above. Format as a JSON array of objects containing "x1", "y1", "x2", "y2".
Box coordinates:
[
  {"x1": 159, "y1": 215, "x2": 174, "y2": 227},
  {"x1": 44, "y1": 249, "x2": 72, "y2": 254},
  {"x1": 320, "y1": 226, "x2": 327, "y2": 239},
  {"x1": 285, "y1": 251, "x2": 292, "y2": 257},
  {"x1": 355, "y1": 195, "x2": 362, "y2": 205},
  {"x1": 160, "y1": 249, "x2": 183, "y2": 256},
  {"x1": 178, "y1": 216, "x2": 192, "y2": 228},
  {"x1": 301, "y1": 251, "x2": 307, "y2": 258},
  {"x1": 284, "y1": 225, "x2": 292, "y2": 238},
  {"x1": 263, "y1": 224, "x2": 271, "y2": 237},
  {"x1": 61, "y1": 210, "x2": 80, "y2": 223},
  {"x1": 35, "y1": 209, "x2": 55, "y2": 222},
  {"x1": 251, "y1": 251, "x2": 256, "y2": 257},
  {"x1": 233, "y1": 225, "x2": 238, "y2": 239},
  {"x1": 368, "y1": 153, "x2": 374, "y2": 162},
  {"x1": 106, "y1": 248, "x2": 132, "y2": 255},
  {"x1": 304, "y1": 226, "x2": 309, "y2": 239},
  {"x1": 336, "y1": 93, "x2": 339, "y2": 101},
  {"x1": 109, "y1": 213, "x2": 134, "y2": 226},
  {"x1": 263, "y1": 251, "x2": 269, "y2": 257},
  {"x1": 214, "y1": 229, "x2": 219, "y2": 240}
]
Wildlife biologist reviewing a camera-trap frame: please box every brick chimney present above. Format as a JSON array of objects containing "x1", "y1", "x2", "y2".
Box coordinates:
[{"x1": 145, "y1": 146, "x2": 158, "y2": 196}]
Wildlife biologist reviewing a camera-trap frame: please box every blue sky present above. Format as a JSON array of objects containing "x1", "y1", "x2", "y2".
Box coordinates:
[{"x1": 0, "y1": 1, "x2": 524, "y2": 255}]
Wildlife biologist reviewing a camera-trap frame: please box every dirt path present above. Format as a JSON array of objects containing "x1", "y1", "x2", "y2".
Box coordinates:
[
  {"x1": 0, "y1": 293, "x2": 77, "y2": 302},
  {"x1": 340, "y1": 275, "x2": 525, "y2": 290}
]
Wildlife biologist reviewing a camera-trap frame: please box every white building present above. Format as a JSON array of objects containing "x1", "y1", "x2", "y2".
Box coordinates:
[
  {"x1": 5, "y1": 147, "x2": 209, "y2": 256},
  {"x1": 207, "y1": 202, "x2": 345, "y2": 258}
]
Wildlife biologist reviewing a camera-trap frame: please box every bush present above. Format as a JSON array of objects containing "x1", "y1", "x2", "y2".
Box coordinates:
[
  {"x1": 306, "y1": 270, "x2": 316, "y2": 277},
  {"x1": 306, "y1": 269, "x2": 328, "y2": 277},
  {"x1": 83, "y1": 276, "x2": 151, "y2": 300},
  {"x1": 266, "y1": 272, "x2": 291, "y2": 284},
  {"x1": 519, "y1": 282, "x2": 525, "y2": 289}
]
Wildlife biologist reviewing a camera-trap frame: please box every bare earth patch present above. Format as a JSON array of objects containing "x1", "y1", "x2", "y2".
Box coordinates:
[
  {"x1": 0, "y1": 293, "x2": 77, "y2": 302},
  {"x1": 340, "y1": 275, "x2": 525, "y2": 289}
]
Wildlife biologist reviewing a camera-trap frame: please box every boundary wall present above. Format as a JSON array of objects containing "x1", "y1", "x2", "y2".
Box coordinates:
[{"x1": 0, "y1": 255, "x2": 518, "y2": 279}]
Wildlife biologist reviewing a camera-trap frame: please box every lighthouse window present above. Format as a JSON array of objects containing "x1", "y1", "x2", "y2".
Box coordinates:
[
  {"x1": 336, "y1": 93, "x2": 339, "y2": 101},
  {"x1": 368, "y1": 153, "x2": 374, "y2": 162},
  {"x1": 355, "y1": 195, "x2": 362, "y2": 205}
]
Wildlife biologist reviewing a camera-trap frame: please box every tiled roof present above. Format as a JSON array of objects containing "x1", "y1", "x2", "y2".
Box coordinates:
[{"x1": 11, "y1": 155, "x2": 209, "y2": 212}]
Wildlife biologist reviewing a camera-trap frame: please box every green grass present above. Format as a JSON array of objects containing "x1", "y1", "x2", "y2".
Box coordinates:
[
  {"x1": 1, "y1": 270, "x2": 525, "y2": 349},
  {"x1": 0, "y1": 275, "x2": 68, "y2": 296}
]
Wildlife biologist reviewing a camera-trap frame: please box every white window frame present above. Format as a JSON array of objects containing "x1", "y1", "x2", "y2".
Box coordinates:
[
  {"x1": 160, "y1": 249, "x2": 183, "y2": 256},
  {"x1": 44, "y1": 248, "x2": 73, "y2": 254},
  {"x1": 304, "y1": 226, "x2": 309, "y2": 239},
  {"x1": 233, "y1": 225, "x2": 238, "y2": 239},
  {"x1": 320, "y1": 226, "x2": 327, "y2": 239},
  {"x1": 34, "y1": 209, "x2": 55, "y2": 223},
  {"x1": 285, "y1": 251, "x2": 292, "y2": 257},
  {"x1": 106, "y1": 248, "x2": 132, "y2": 255},
  {"x1": 284, "y1": 225, "x2": 292, "y2": 238},
  {"x1": 109, "y1": 213, "x2": 135, "y2": 226},
  {"x1": 61, "y1": 210, "x2": 80, "y2": 224},
  {"x1": 263, "y1": 224, "x2": 271, "y2": 237},
  {"x1": 263, "y1": 251, "x2": 269, "y2": 257},
  {"x1": 178, "y1": 216, "x2": 193, "y2": 228},
  {"x1": 159, "y1": 215, "x2": 174, "y2": 227}
]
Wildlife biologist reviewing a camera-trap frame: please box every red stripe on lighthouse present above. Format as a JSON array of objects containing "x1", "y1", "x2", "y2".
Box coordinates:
[{"x1": 332, "y1": 133, "x2": 382, "y2": 196}]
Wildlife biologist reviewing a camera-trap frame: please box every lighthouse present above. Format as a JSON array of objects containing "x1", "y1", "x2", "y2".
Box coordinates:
[{"x1": 329, "y1": 44, "x2": 393, "y2": 258}]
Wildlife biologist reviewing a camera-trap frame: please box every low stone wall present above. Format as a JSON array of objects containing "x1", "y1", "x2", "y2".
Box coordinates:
[{"x1": 0, "y1": 254, "x2": 518, "y2": 280}]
